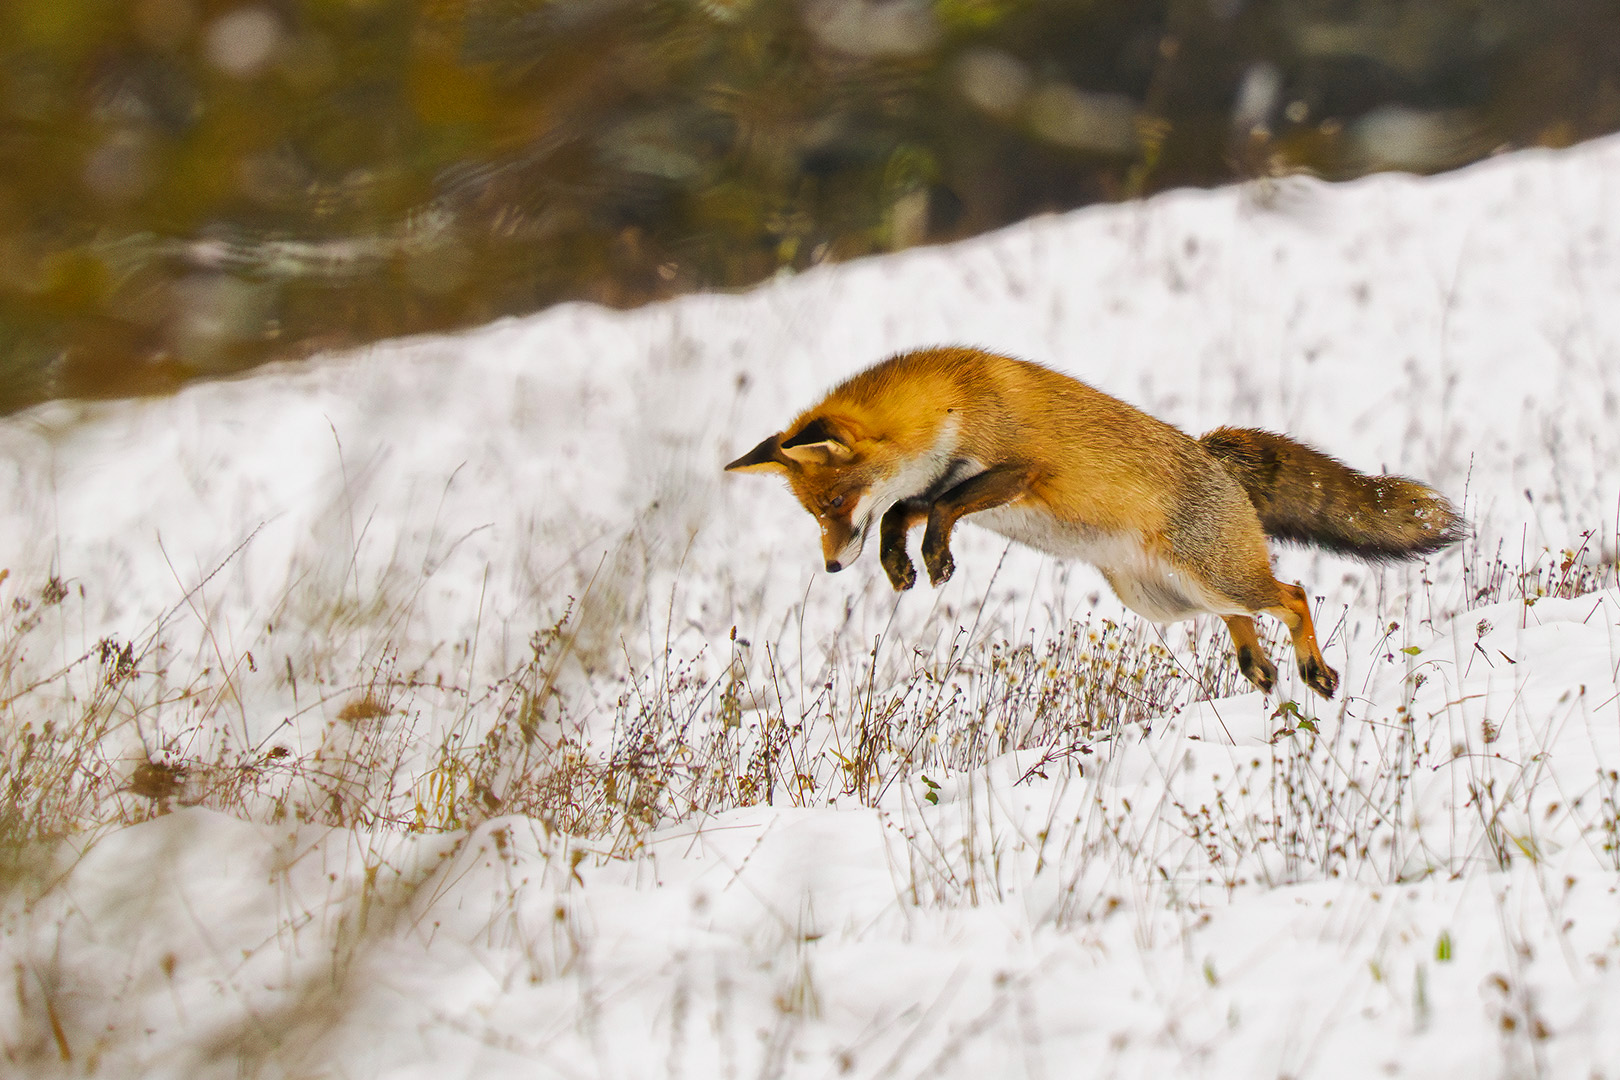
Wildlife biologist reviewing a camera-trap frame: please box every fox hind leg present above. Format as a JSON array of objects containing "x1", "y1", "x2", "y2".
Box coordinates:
[
  {"x1": 1220, "y1": 615, "x2": 1278, "y2": 694},
  {"x1": 1262, "y1": 582, "x2": 1338, "y2": 699},
  {"x1": 1173, "y1": 538, "x2": 1338, "y2": 699}
]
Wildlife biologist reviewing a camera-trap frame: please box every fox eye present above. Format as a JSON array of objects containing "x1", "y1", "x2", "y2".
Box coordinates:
[{"x1": 829, "y1": 494, "x2": 845, "y2": 510}]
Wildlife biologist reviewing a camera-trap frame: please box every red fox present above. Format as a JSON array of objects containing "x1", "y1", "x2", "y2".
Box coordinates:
[{"x1": 725, "y1": 346, "x2": 1463, "y2": 699}]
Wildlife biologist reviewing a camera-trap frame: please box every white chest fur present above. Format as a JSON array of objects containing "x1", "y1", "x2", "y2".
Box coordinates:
[{"x1": 850, "y1": 419, "x2": 968, "y2": 535}]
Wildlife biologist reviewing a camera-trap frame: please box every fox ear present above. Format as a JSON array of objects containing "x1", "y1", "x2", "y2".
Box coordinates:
[
  {"x1": 779, "y1": 417, "x2": 856, "y2": 466},
  {"x1": 725, "y1": 435, "x2": 793, "y2": 474}
]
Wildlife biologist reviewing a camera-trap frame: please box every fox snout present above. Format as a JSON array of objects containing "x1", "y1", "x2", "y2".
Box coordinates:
[
  {"x1": 822, "y1": 517, "x2": 866, "y2": 572},
  {"x1": 722, "y1": 413, "x2": 878, "y2": 574}
]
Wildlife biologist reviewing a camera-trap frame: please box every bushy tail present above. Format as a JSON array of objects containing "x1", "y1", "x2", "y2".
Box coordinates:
[{"x1": 1199, "y1": 427, "x2": 1465, "y2": 562}]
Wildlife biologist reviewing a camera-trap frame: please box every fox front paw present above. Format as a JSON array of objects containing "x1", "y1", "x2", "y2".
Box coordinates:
[
  {"x1": 922, "y1": 544, "x2": 955, "y2": 587},
  {"x1": 882, "y1": 549, "x2": 917, "y2": 591},
  {"x1": 1300, "y1": 655, "x2": 1339, "y2": 699}
]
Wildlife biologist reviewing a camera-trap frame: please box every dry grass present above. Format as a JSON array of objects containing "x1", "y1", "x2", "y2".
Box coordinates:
[
  {"x1": 1, "y1": 517, "x2": 1616, "y2": 1074},
  {"x1": 1, "y1": 518, "x2": 1612, "y2": 856}
]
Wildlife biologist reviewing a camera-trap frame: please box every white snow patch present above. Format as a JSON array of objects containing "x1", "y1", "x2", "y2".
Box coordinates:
[{"x1": 2, "y1": 137, "x2": 1620, "y2": 1077}]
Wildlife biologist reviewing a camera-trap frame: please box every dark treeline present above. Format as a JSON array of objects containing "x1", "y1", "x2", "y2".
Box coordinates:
[{"x1": 2, "y1": 0, "x2": 1616, "y2": 413}]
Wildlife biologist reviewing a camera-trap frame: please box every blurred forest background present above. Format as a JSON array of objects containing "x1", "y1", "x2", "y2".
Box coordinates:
[{"x1": 2, "y1": 0, "x2": 1617, "y2": 415}]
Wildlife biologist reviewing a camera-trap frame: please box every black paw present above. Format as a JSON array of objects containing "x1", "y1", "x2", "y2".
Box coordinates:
[
  {"x1": 1235, "y1": 646, "x2": 1277, "y2": 695},
  {"x1": 882, "y1": 550, "x2": 917, "y2": 591},
  {"x1": 923, "y1": 546, "x2": 955, "y2": 587},
  {"x1": 1300, "y1": 655, "x2": 1339, "y2": 699}
]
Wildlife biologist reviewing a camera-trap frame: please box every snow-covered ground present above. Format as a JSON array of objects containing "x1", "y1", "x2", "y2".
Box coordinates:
[{"x1": 2, "y1": 137, "x2": 1619, "y2": 1077}]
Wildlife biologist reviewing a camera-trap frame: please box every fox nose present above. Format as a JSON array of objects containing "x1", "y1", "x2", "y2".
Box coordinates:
[{"x1": 825, "y1": 559, "x2": 843, "y2": 573}]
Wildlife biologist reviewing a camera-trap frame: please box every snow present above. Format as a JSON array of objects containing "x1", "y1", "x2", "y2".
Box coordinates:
[{"x1": 3, "y1": 136, "x2": 1620, "y2": 1077}]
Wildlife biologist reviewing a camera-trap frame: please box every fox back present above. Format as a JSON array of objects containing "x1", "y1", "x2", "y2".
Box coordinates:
[{"x1": 725, "y1": 347, "x2": 1225, "y2": 569}]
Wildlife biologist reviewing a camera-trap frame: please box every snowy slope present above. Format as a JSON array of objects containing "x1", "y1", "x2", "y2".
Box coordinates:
[{"x1": 2, "y1": 137, "x2": 1619, "y2": 1078}]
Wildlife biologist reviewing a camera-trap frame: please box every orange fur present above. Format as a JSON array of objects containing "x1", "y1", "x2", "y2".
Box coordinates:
[{"x1": 726, "y1": 347, "x2": 1463, "y2": 699}]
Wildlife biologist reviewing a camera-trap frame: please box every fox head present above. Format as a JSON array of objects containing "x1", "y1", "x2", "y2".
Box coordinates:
[{"x1": 724, "y1": 414, "x2": 881, "y2": 573}]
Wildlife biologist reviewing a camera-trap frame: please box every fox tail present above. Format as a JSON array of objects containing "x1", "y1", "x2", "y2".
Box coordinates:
[{"x1": 1199, "y1": 427, "x2": 1465, "y2": 562}]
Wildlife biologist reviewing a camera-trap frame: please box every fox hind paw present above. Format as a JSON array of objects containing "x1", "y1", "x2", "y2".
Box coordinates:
[
  {"x1": 924, "y1": 550, "x2": 955, "y2": 587},
  {"x1": 1300, "y1": 656, "x2": 1339, "y2": 699},
  {"x1": 1235, "y1": 646, "x2": 1277, "y2": 695}
]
